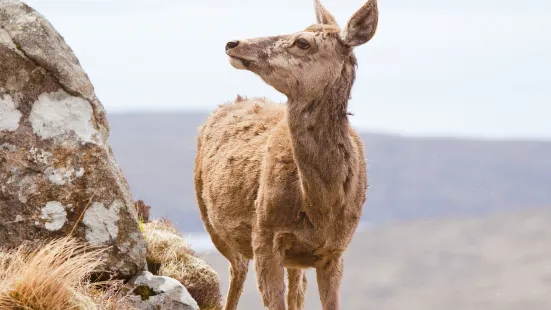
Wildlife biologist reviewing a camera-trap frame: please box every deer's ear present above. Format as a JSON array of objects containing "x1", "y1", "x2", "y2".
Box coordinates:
[
  {"x1": 341, "y1": 0, "x2": 378, "y2": 47},
  {"x1": 314, "y1": 0, "x2": 337, "y2": 26}
]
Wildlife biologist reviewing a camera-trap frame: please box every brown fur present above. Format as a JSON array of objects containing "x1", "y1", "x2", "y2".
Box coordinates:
[{"x1": 194, "y1": 1, "x2": 378, "y2": 309}]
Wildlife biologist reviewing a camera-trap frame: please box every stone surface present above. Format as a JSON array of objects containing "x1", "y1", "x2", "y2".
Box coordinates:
[
  {"x1": 0, "y1": 0, "x2": 146, "y2": 278},
  {"x1": 127, "y1": 271, "x2": 200, "y2": 310}
]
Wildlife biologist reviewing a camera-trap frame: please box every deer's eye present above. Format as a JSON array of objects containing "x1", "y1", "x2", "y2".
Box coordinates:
[{"x1": 295, "y1": 38, "x2": 311, "y2": 50}]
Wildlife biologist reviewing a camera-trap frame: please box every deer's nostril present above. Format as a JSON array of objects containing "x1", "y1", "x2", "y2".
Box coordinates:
[{"x1": 226, "y1": 41, "x2": 239, "y2": 51}]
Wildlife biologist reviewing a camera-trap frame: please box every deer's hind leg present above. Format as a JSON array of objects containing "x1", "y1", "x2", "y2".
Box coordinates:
[
  {"x1": 287, "y1": 267, "x2": 307, "y2": 310},
  {"x1": 225, "y1": 253, "x2": 249, "y2": 310},
  {"x1": 206, "y1": 230, "x2": 249, "y2": 310}
]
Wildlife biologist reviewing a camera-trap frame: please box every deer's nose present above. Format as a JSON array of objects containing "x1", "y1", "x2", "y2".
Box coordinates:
[{"x1": 226, "y1": 41, "x2": 240, "y2": 51}]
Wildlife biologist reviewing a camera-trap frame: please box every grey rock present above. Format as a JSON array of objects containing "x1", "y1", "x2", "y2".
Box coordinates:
[
  {"x1": 128, "y1": 271, "x2": 200, "y2": 310},
  {"x1": 0, "y1": 0, "x2": 146, "y2": 278}
]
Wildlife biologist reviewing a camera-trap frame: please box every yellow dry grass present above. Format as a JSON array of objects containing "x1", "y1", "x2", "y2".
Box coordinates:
[
  {"x1": 143, "y1": 219, "x2": 222, "y2": 310},
  {"x1": 0, "y1": 237, "x2": 134, "y2": 310},
  {"x1": 0, "y1": 220, "x2": 222, "y2": 309}
]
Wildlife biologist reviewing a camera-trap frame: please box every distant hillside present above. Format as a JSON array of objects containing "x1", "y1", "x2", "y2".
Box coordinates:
[
  {"x1": 106, "y1": 112, "x2": 551, "y2": 232},
  {"x1": 203, "y1": 208, "x2": 551, "y2": 310}
]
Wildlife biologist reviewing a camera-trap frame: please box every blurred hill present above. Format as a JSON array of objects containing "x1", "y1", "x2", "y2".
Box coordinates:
[
  {"x1": 202, "y1": 208, "x2": 551, "y2": 310},
  {"x1": 106, "y1": 112, "x2": 551, "y2": 232}
]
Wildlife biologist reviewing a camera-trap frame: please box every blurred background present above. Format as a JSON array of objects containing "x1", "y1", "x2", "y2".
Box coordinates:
[{"x1": 27, "y1": 0, "x2": 550, "y2": 309}]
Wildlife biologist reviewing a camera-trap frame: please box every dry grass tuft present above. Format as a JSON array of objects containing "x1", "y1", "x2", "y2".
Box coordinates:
[
  {"x1": 0, "y1": 237, "x2": 135, "y2": 310},
  {"x1": 0, "y1": 221, "x2": 222, "y2": 309},
  {"x1": 0, "y1": 237, "x2": 103, "y2": 309},
  {"x1": 143, "y1": 220, "x2": 222, "y2": 310}
]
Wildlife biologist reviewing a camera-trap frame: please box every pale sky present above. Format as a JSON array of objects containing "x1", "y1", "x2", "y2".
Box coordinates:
[{"x1": 24, "y1": 0, "x2": 551, "y2": 139}]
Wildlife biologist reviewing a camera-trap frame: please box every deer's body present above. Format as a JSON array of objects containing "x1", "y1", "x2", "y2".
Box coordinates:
[
  {"x1": 194, "y1": 1, "x2": 378, "y2": 309},
  {"x1": 196, "y1": 98, "x2": 366, "y2": 262}
]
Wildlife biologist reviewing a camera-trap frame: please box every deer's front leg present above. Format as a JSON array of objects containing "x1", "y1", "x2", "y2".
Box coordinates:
[
  {"x1": 287, "y1": 267, "x2": 307, "y2": 310},
  {"x1": 316, "y1": 257, "x2": 343, "y2": 310},
  {"x1": 253, "y1": 230, "x2": 286, "y2": 310}
]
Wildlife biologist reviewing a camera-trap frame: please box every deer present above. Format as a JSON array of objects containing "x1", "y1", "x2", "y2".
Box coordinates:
[{"x1": 194, "y1": 0, "x2": 377, "y2": 309}]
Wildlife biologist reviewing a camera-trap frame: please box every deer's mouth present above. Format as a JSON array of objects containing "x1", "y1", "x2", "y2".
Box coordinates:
[{"x1": 228, "y1": 56, "x2": 255, "y2": 70}]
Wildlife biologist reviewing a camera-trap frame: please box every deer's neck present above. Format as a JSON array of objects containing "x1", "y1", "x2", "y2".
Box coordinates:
[{"x1": 286, "y1": 77, "x2": 356, "y2": 218}]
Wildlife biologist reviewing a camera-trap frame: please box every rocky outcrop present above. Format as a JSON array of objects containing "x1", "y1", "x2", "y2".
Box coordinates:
[
  {"x1": 127, "y1": 271, "x2": 200, "y2": 310},
  {"x1": 0, "y1": 0, "x2": 146, "y2": 277}
]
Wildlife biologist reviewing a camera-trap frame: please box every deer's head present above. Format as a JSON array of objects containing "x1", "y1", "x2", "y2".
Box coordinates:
[{"x1": 225, "y1": 0, "x2": 378, "y2": 100}]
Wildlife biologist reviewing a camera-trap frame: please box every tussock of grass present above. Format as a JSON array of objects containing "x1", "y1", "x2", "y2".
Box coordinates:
[
  {"x1": 0, "y1": 218, "x2": 220, "y2": 309},
  {"x1": 143, "y1": 219, "x2": 222, "y2": 310},
  {"x1": 0, "y1": 237, "x2": 134, "y2": 310}
]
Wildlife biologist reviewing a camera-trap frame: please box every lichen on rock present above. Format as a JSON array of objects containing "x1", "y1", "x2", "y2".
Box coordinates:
[
  {"x1": 82, "y1": 200, "x2": 122, "y2": 246},
  {"x1": 0, "y1": 94, "x2": 22, "y2": 132},
  {"x1": 29, "y1": 90, "x2": 99, "y2": 145},
  {"x1": 40, "y1": 201, "x2": 68, "y2": 231}
]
